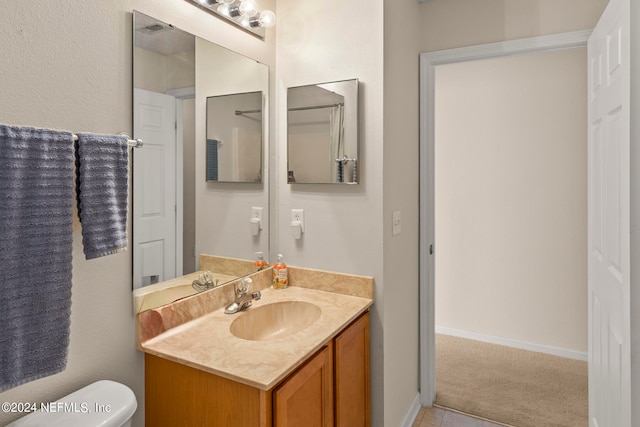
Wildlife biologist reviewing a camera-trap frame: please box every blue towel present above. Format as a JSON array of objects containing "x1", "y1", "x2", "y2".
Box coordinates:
[
  {"x1": 75, "y1": 133, "x2": 128, "y2": 260},
  {"x1": 206, "y1": 139, "x2": 219, "y2": 181},
  {"x1": 0, "y1": 124, "x2": 74, "y2": 392}
]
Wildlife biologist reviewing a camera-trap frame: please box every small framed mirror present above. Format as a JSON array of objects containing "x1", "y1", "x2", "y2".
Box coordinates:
[
  {"x1": 206, "y1": 91, "x2": 263, "y2": 183},
  {"x1": 287, "y1": 79, "x2": 359, "y2": 184}
]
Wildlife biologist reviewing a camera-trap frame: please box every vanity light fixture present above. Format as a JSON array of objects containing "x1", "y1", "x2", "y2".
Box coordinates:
[{"x1": 187, "y1": 0, "x2": 276, "y2": 38}]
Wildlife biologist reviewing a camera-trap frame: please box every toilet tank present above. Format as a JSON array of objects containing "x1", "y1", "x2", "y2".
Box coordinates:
[{"x1": 6, "y1": 380, "x2": 137, "y2": 427}]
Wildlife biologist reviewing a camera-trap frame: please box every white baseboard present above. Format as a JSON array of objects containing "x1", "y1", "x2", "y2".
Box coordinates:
[
  {"x1": 436, "y1": 326, "x2": 588, "y2": 362},
  {"x1": 400, "y1": 393, "x2": 422, "y2": 427}
]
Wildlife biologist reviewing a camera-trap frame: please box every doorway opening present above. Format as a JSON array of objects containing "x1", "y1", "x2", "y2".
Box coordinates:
[{"x1": 419, "y1": 31, "x2": 591, "y2": 424}]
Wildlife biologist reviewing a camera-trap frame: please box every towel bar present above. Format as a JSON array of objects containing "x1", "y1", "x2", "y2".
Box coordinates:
[{"x1": 72, "y1": 133, "x2": 143, "y2": 149}]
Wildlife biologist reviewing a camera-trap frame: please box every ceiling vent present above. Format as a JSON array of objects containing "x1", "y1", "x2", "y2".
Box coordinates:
[{"x1": 137, "y1": 23, "x2": 172, "y2": 34}]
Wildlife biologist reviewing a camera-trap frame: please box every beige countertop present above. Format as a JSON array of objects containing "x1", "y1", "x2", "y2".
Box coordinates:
[{"x1": 139, "y1": 285, "x2": 373, "y2": 390}]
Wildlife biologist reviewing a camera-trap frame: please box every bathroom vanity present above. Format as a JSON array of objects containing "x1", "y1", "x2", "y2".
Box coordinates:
[{"x1": 137, "y1": 267, "x2": 373, "y2": 427}]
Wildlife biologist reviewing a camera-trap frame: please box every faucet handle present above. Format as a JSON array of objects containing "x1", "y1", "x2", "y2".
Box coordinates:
[
  {"x1": 235, "y1": 277, "x2": 253, "y2": 297},
  {"x1": 199, "y1": 270, "x2": 213, "y2": 286},
  {"x1": 232, "y1": 282, "x2": 243, "y2": 297}
]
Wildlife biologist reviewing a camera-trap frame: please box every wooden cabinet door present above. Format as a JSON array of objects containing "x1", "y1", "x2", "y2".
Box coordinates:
[
  {"x1": 334, "y1": 312, "x2": 370, "y2": 427},
  {"x1": 145, "y1": 353, "x2": 270, "y2": 427},
  {"x1": 273, "y1": 344, "x2": 333, "y2": 427}
]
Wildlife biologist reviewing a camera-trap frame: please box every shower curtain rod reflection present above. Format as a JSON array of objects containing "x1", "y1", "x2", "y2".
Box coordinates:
[
  {"x1": 235, "y1": 108, "x2": 263, "y2": 116},
  {"x1": 288, "y1": 103, "x2": 344, "y2": 112},
  {"x1": 235, "y1": 103, "x2": 344, "y2": 116}
]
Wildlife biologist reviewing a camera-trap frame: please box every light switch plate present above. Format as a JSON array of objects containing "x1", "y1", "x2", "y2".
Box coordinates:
[
  {"x1": 251, "y1": 207, "x2": 263, "y2": 230},
  {"x1": 392, "y1": 210, "x2": 401, "y2": 235}
]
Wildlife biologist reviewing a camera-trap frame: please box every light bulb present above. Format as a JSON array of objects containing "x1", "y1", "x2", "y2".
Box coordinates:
[
  {"x1": 258, "y1": 10, "x2": 276, "y2": 27},
  {"x1": 239, "y1": 15, "x2": 252, "y2": 27},
  {"x1": 238, "y1": 0, "x2": 258, "y2": 17},
  {"x1": 217, "y1": 3, "x2": 231, "y2": 16}
]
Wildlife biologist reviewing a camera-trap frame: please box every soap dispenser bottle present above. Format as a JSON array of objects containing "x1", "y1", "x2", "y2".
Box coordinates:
[
  {"x1": 272, "y1": 254, "x2": 288, "y2": 289},
  {"x1": 254, "y1": 252, "x2": 268, "y2": 271}
]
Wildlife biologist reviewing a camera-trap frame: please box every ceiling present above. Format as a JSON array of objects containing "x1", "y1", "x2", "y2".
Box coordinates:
[{"x1": 134, "y1": 12, "x2": 195, "y2": 56}]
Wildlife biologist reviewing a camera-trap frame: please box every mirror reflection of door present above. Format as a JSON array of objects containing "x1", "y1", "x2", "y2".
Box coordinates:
[{"x1": 133, "y1": 12, "x2": 195, "y2": 289}]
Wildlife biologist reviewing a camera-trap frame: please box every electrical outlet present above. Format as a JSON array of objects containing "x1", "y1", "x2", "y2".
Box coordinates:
[{"x1": 291, "y1": 209, "x2": 305, "y2": 231}]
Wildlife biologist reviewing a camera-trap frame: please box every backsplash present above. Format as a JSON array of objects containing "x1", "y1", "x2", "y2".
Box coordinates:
[
  {"x1": 288, "y1": 266, "x2": 374, "y2": 299},
  {"x1": 136, "y1": 265, "x2": 374, "y2": 344},
  {"x1": 199, "y1": 254, "x2": 255, "y2": 276}
]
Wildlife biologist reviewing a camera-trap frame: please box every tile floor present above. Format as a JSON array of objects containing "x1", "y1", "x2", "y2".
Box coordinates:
[{"x1": 413, "y1": 406, "x2": 509, "y2": 427}]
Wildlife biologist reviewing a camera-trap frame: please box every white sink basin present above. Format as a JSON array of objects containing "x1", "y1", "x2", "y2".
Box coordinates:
[{"x1": 230, "y1": 301, "x2": 321, "y2": 341}]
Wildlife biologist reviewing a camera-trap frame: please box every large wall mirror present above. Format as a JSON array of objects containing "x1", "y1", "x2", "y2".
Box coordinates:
[
  {"x1": 132, "y1": 11, "x2": 269, "y2": 311},
  {"x1": 287, "y1": 79, "x2": 359, "y2": 184}
]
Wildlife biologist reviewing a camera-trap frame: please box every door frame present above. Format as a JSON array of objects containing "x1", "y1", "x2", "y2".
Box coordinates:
[
  {"x1": 418, "y1": 30, "x2": 592, "y2": 405},
  {"x1": 166, "y1": 86, "x2": 195, "y2": 277}
]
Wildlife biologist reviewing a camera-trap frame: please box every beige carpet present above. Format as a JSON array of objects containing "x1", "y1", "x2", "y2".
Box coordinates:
[{"x1": 435, "y1": 334, "x2": 588, "y2": 427}]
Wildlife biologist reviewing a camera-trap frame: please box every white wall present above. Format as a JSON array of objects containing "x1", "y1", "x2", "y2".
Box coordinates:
[
  {"x1": 435, "y1": 49, "x2": 588, "y2": 353},
  {"x1": 419, "y1": 0, "x2": 607, "y2": 52},
  {"x1": 133, "y1": 47, "x2": 167, "y2": 92},
  {"x1": 133, "y1": 48, "x2": 196, "y2": 93},
  {"x1": 0, "y1": 1, "x2": 274, "y2": 426},
  {"x1": 274, "y1": 0, "x2": 387, "y2": 424},
  {"x1": 382, "y1": 0, "x2": 423, "y2": 424},
  {"x1": 630, "y1": 1, "x2": 640, "y2": 424}
]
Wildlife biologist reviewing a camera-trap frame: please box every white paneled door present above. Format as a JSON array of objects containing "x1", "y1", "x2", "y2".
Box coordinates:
[
  {"x1": 133, "y1": 88, "x2": 177, "y2": 289},
  {"x1": 587, "y1": 0, "x2": 631, "y2": 425}
]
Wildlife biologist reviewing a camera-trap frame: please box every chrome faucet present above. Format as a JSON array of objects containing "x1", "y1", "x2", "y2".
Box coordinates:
[
  {"x1": 225, "y1": 278, "x2": 261, "y2": 314},
  {"x1": 192, "y1": 271, "x2": 220, "y2": 292}
]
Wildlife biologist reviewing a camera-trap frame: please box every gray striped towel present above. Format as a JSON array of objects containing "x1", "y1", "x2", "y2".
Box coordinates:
[
  {"x1": 75, "y1": 133, "x2": 129, "y2": 260},
  {"x1": 0, "y1": 124, "x2": 74, "y2": 392}
]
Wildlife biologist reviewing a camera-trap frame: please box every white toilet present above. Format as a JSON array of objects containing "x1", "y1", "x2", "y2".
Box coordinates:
[{"x1": 7, "y1": 380, "x2": 137, "y2": 427}]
